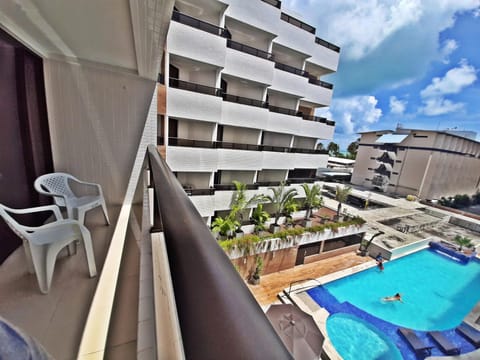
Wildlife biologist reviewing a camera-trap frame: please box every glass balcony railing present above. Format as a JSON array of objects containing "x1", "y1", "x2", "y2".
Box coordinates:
[
  {"x1": 227, "y1": 39, "x2": 274, "y2": 61},
  {"x1": 315, "y1": 37, "x2": 341, "y2": 53},
  {"x1": 222, "y1": 93, "x2": 268, "y2": 108},
  {"x1": 261, "y1": 0, "x2": 281, "y2": 9},
  {"x1": 268, "y1": 105, "x2": 302, "y2": 117},
  {"x1": 274, "y1": 62, "x2": 309, "y2": 77},
  {"x1": 168, "y1": 137, "x2": 328, "y2": 154},
  {"x1": 280, "y1": 12, "x2": 315, "y2": 34},
  {"x1": 308, "y1": 76, "x2": 334, "y2": 89},
  {"x1": 169, "y1": 78, "x2": 223, "y2": 97},
  {"x1": 171, "y1": 10, "x2": 228, "y2": 37}
]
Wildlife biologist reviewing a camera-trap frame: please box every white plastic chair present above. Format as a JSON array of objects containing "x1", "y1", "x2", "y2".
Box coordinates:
[
  {"x1": 0, "y1": 203, "x2": 97, "y2": 294},
  {"x1": 34, "y1": 173, "x2": 110, "y2": 225}
]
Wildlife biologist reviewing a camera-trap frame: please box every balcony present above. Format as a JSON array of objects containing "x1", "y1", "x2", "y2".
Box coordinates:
[
  {"x1": 261, "y1": 0, "x2": 282, "y2": 8},
  {"x1": 169, "y1": 78, "x2": 222, "y2": 97},
  {"x1": 308, "y1": 76, "x2": 334, "y2": 89},
  {"x1": 221, "y1": 100, "x2": 270, "y2": 129},
  {"x1": 274, "y1": 62, "x2": 308, "y2": 77},
  {"x1": 171, "y1": 10, "x2": 228, "y2": 37},
  {"x1": 280, "y1": 12, "x2": 315, "y2": 34},
  {"x1": 227, "y1": 39, "x2": 274, "y2": 61},
  {"x1": 268, "y1": 105, "x2": 302, "y2": 117},
  {"x1": 315, "y1": 37, "x2": 341, "y2": 53},
  {"x1": 223, "y1": 93, "x2": 267, "y2": 108}
]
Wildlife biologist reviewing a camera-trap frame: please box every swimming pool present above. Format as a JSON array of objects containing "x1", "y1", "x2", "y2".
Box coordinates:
[
  {"x1": 327, "y1": 313, "x2": 402, "y2": 360},
  {"x1": 314, "y1": 249, "x2": 480, "y2": 330}
]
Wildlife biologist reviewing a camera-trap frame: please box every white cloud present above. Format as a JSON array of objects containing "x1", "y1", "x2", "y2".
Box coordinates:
[
  {"x1": 440, "y1": 39, "x2": 458, "y2": 63},
  {"x1": 420, "y1": 98, "x2": 464, "y2": 115},
  {"x1": 389, "y1": 96, "x2": 407, "y2": 114},
  {"x1": 421, "y1": 59, "x2": 477, "y2": 97},
  {"x1": 317, "y1": 95, "x2": 382, "y2": 135},
  {"x1": 419, "y1": 60, "x2": 477, "y2": 116}
]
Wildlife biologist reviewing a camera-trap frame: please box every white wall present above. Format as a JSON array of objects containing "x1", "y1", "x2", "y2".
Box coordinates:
[{"x1": 44, "y1": 59, "x2": 156, "y2": 204}]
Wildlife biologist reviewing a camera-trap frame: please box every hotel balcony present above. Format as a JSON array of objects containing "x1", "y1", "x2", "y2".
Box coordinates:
[
  {"x1": 167, "y1": 17, "x2": 227, "y2": 67},
  {"x1": 267, "y1": 110, "x2": 334, "y2": 139},
  {"x1": 223, "y1": 0, "x2": 281, "y2": 35},
  {"x1": 221, "y1": 95, "x2": 270, "y2": 129},
  {"x1": 224, "y1": 40, "x2": 275, "y2": 84},
  {"x1": 167, "y1": 79, "x2": 223, "y2": 122}
]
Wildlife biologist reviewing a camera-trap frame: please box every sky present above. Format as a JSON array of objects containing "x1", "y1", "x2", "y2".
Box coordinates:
[{"x1": 283, "y1": 0, "x2": 480, "y2": 150}]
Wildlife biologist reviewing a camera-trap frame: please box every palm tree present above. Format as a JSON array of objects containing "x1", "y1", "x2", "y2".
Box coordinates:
[
  {"x1": 335, "y1": 185, "x2": 352, "y2": 217},
  {"x1": 265, "y1": 181, "x2": 298, "y2": 226},
  {"x1": 251, "y1": 204, "x2": 270, "y2": 234},
  {"x1": 229, "y1": 180, "x2": 266, "y2": 231},
  {"x1": 454, "y1": 235, "x2": 472, "y2": 251},
  {"x1": 327, "y1": 141, "x2": 340, "y2": 156},
  {"x1": 301, "y1": 183, "x2": 323, "y2": 220}
]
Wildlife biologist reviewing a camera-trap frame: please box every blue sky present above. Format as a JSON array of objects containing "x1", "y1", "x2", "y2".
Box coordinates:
[{"x1": 283, "y1": 0, "x2": 480, "y2": 150}]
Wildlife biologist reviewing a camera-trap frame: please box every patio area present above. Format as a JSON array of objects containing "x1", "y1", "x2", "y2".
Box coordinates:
[{"x1": 247, "y1": 251, "x2": 372, "y2": 306}]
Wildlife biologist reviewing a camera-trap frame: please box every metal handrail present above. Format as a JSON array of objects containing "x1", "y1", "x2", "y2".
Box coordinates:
[
  {"x1": 222, "y1": 93, "x2": 268, "y2": 108},
  {"x1": 280, "y1": 12, "x2": 315, "y2": 34},
  {"x1": 315, "y1": 37, "x2": 341, "y2": 52},
  {"x1": 227, "y1": 39, "x2": 274, "y2": 61},
  {"x1": 172, "y1": 10, "x2": 228, "y2": 37},
  {"x1": 275, "y1": 62, "x2": 309, "y2": 77},
  {"x1": 169, "y1": 78, "x2": 223, "y2": 97},
  {"x1": 287, "y1": 278, "x2": 323, "y2": 295},
  {"x1": 147, "y1": 145, "x2": 292, "y2": 359}
]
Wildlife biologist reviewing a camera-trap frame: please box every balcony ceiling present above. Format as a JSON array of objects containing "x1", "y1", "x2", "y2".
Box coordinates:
[{"x1": 0, "y1": 0, "x2": 174, "y2": 79}]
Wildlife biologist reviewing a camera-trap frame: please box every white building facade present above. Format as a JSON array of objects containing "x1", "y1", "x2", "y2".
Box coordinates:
[
  {"x1": 351, "y1": 129, "x2": 480, "y2": 200},
  {"x1": 160, "y1": 0, "x2": 340, "y2": 222}
]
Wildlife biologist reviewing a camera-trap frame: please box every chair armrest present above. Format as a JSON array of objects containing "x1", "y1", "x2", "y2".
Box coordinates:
[{"x1": 6, "y1": 205, "x2": 63, "y2": 220}]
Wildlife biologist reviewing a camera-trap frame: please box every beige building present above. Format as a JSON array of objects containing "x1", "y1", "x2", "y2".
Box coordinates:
[{"x1": 351, "y1": 128, "x2": 480, "y2": 200}]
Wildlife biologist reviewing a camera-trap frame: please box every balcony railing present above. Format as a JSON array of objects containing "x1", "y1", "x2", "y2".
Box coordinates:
[
  {"x1": 274, "y1": 62, "x2": 309, "y2": 77},
  {"x1": 147, "y1": 145, "x2": 292, "y2": 359},
  {"x1": 286, "y1": 178, "x2": 316, "y2": 184},
  {"x1": 169, "y1": 78, "x2": 223, "y2": 97},
  {"x1": 222, "y1": 93, "x2": 268, "y2": 108},
  {"x1": 214, "y1": 184, "x2": 259, "y2": 191},
  {"x1": 315, "y1": 37, "x2": 341, "y2": 53},
  {"x1": 168, "y1": 137, "x2": 328, "y2": 154},
  {"x1": 261, "y1": 0, "x2": 281, "y2": 9},
  {"x1": 308, "y1": 76, "x2": 334, "y2": 89},
  {"x1": 171, "y1": 10, "x2": 228, "y2": 37},
  {"x1": 301, "y1": 114, "x2": 327, "y2": 123},
  {"x1": 183, "y1": 187, "x2": 215, "y2": 196},
  {"x1": 326, "y1": 119, "x2": 335, "y2": 126},
  {"x1": 268, "y1": 105, "x2": 302, "y2": 117},
  {"x1": 227, "y1": 39, "x2": 274, "y2": 61},
  {"x1": 256, "y1": 181, "x2": 282, "y2": 187},
  {"x1": 169, "y1": 137, "x2": 215, "y2": 148},
  {"x1": 280, "y1": 12, "x2": 315, "y2": 34}
]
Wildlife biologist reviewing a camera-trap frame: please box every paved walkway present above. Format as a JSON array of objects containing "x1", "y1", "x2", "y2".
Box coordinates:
[{"x1": 247, "y1": 251, "x2": 372, "y2": 306}]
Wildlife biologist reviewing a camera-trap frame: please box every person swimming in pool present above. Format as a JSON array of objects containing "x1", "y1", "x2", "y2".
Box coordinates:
[{"x1": 382, "y1": 293, "x2": 402, "y2": 302}]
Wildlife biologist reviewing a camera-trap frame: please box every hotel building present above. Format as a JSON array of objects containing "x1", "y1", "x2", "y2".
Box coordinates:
[
  {"x1": 159, "y1": 0, "x2": 340, "y2": 223},
  {"x1": 351, "y1": 128, "x2": 480, "y2": 200}
]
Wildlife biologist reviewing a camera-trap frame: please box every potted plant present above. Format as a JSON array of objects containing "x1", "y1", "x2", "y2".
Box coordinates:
[
  {"x1": 283, "y1": 197, "x2": 299, "y2": 228},
  {"x1": 229, "y1": 180, "x2": 266, "y2": 237},
  {"x1": 265, "y1": 181, "x2": 298, "y2": 233},
  {"x1": 250, "y1": 256, "x2": 263, "y2": 285},
  {"x1": 301, "y1": 183, "x2": 323, "y2": 227},
  {"x1": 211, "y1": 215, "x2": 239, "y2": 240},
  {"x1": 251, "y1": 204, "x2": 270, "y2": 235}
]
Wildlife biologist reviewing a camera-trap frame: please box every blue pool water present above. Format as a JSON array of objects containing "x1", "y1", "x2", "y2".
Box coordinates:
[
  {"x1": 322, "y1": 249, "x2": 480, "y2": 331},
  {"x1": 327, "y1": 313, "x2": 402, "y2": 360}
]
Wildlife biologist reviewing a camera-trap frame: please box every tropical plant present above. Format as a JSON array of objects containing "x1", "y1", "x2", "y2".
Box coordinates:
[
  {"x1": 251, "y1": 204, "x2": 270, "y2": 234},
  {"x1": 301, "y1": 183, "x2": 323, "y2": 220},
  {"x1": 347, "y1": 140, "x2": 359, "y2": 159},
  {"x1": 283, "y1": 198, "x2": 299, "y2": 226},
  {"x1": 265, "y1": 181, "x2": 298, "y2": 225},
  {"x1": 335, "y1": 185, "x2": 352, "y2": 217},
  {"x1": 229, "y1": 180, "x2": 266, "y2": 231},
  {"x1": 211, "y1": 215, "x2": 239, "y2": 239},
  {"x1": 252, "y1": 256, "x2": 263, "y2": 281},
  {"x1": 454, "y1": 235, "x2": 472, "y2": 251}
]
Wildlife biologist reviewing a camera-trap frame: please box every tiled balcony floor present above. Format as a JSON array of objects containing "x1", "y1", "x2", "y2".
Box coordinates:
[{"x1": 0, "y1": 206, "x2": 121, "y2": 360}]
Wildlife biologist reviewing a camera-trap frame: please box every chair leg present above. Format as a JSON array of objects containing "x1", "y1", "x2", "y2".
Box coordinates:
[
  {"x1": 101, "y1": 200, "x2": 110, "y2": 225},
  {"x1": 29, "y1": 244, "x2": 49, "y2": 294},
  {"x1": 79, "y1": 225, "x2": 97, "y2": 277},
  {"x1": 23, "y1": 240, "x2": 35, "y2": 274},
  {"x1": 67, "y1": 242, "x2": 77, "y2": 256}
]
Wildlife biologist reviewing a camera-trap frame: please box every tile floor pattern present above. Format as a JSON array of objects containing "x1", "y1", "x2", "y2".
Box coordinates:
[{"x1": 247, "y1": 251, "x2": 371, "y2": 306}]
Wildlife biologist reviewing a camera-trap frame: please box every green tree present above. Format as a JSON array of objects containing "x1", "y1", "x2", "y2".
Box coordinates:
[
  {"x1": 347, "y1": 140, "x2": 359, "y2": 159},
  {"x1": 316, "y1": 142, "x2": 325, "y2": 151},
  {"x1": 283, "y1": 197, "x2": 299, "y2": 226},
  {"x1": 327, "y1": 142, "x2": 340, "y2": 156},
  {"x1": 301, "y1": 183, "x2": 323, "y2": 219},
  {"x1": 335, "y1": 185, "x2": 352, "y2": 217},
  {"x1": 265, "y1": 181, "x2": 298, "y2": 225},
  {"x1": 454, "y1": 235, "x2": 472, "y2": 251},
  {"x1": 229, "y1": 180, "x2": 266, "y2": 231}
]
